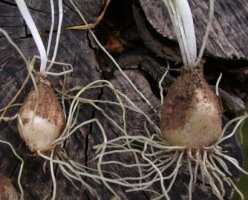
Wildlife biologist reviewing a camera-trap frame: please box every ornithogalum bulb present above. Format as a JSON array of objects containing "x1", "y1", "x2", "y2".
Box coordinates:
[
  {"x1": 160, "y1": 66, "x2": 222, "y2": 149},
  {"x1": 18, "y1": 75, "x2": 65, "y2": 152},
  {"x1": 0, "y1": 173, "x2": 19, "y2": 200}
]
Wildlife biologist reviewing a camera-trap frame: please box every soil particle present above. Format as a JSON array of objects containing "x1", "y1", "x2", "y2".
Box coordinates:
[
  {"x1": 161, "y1": 66, "x2": 207, "y2": 130},
  {"x1": 19, "y1": 75, "x2": 65, "y2": 127}
]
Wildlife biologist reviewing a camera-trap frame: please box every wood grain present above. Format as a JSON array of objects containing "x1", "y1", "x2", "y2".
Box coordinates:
[
  {"x1": 139, "y1": 0, "x2": 248, "y2": 59},
  {"x1": 0, "y1": 0, "x2": 245, "y2": 199}
]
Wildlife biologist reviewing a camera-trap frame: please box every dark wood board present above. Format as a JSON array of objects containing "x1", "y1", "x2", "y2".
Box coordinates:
[
  {"x1": 139, "y1": 0, "x2": 248, "y2": 59},
  {"x1": 0, "y1": 0, "x2": 246, "y2": 199}
]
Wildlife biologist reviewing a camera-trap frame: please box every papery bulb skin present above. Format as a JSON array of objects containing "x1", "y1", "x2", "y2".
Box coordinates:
[
  {"x1": 18, "y1": 75, "x2": 65, "y2": 152},
  {"x1": 160, "y1": 66, "x2": 222, "y2": 149}
]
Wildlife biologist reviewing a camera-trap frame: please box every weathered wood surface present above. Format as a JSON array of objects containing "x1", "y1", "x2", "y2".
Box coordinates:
[
  {"x1": 0, "y1": 0, "x2": 247, "y2": 200},
  {"x1": 139, "y1": 0, "x2": 248, "y2": 59},
  {"x1": 0, "y1": 0, "x2": 102, "y2": 199}
]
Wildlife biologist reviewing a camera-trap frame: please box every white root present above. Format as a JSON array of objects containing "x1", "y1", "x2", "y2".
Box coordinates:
[
  {"x1": 68, "y1": 0, "x2": 158, "y2": 116},
  {"x1": 91, "y1": 68, "x2": 248, "y2": 200},
  {"x1": 0, "y1": 140, "x2": 24, "y2": 200},
  {"x1": 1, "y1": 1, "x2": 246, "y2": 200}
]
